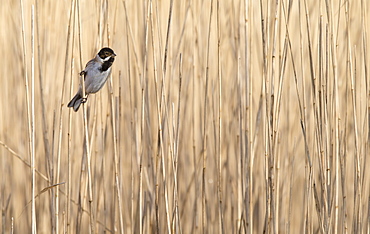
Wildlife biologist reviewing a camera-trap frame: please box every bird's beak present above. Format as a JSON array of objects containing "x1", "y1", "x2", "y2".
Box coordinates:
[{"x1": 112, "y1": 53, "x2": 117, "y2": 57}]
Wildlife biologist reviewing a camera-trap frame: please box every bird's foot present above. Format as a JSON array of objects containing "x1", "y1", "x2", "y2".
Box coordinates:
[
  {"x1": 79, "y1": 70, "x2": 86, "y2": 76},
  {"x1": 81, "y1": 97, "x2": 88, "y2": 103}
]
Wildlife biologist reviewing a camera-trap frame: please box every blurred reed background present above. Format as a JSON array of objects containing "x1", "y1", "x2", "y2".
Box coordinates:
[{"x1": 1, "y1": 0, "x2": 370, "y2": 233}]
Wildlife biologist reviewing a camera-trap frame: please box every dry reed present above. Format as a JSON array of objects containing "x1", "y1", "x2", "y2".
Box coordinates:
[{"x1": 1, "y1": 0, "x2": 370, "y2": 233}]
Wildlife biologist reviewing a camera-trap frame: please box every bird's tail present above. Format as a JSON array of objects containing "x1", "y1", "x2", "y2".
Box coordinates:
[{"x1": 67, "y1": 93, "x2": 83, "y2": 112}]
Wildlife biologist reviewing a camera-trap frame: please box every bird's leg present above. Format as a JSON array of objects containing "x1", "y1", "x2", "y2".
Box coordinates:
[
  {"x1": 79, "y1": 70, "x2": 87, "y2": 103},
  {"x1": 81, "y1": 95, "x2": 88, "y2": 103}
]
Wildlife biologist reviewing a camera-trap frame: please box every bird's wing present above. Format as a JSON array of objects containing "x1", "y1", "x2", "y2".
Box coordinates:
[{"x1": 81, "y1": 58, "x2": 97, "y2": 79}]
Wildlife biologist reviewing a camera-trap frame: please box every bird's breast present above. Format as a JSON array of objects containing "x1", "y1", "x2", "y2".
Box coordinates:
[{"x1": 84, "y1": 67, "x2": 111, "y2": 94}]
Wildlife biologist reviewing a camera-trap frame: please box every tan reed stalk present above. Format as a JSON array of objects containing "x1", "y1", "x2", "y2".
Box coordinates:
[
  {"x1": 286, "y1": 141, "x2": 296, "y2": 234},
  {"x1": 67, "y1": 57, "x2": 75, "y2": 233},
  {"x1": 302, "y1": 0, "x2": 315, "y2": 232},
  {"x1": 174, "y1": 54, "x2": 183, "y2": 233},
  {"x1": 138, "y1": 88, "x2": 144, "y2": 234},
  {"x1": 19, "y1": 1, "x2": 33, "y2": 232},
  {"x1": 339, "y1": 133, "x2": 348, "y2": 233},
  {"x1": 268, "y1": 1, "x2": 282, "y2": 233},
  {"x1": 55, "y1": 96, "x2": 62, "y2": 234},
  {"x1": 361, "y1": 1, "x2": 369, "y2": 231},
  {"x1": 275, "y1": 144, "x2": 280, "y2": 233},
  {"x1": 128, "y1": 65, "x2": 134, "y2": 234},
  {"x1": 34, "y1": 1, "x2": 54, "y2": 231},
  {"x1": 154, "y1": 0, "x2": 180, "y2": 231},
  {"x1": 18, "y1": 1, "x2": 37, "y2": 231},
  {"x1": 191, "y1": 10, "x2": 198, "y2": 233},
  {"x1": 108, "y1": 69, "x2": 124, "y2": 234},
  {"x1": 313, "y1": 183, "x2": 324, "y2": 233},
  {"x1": 150, "y1": 2, "x2": 161, "y2": 233},
  {"x1": 325, "y1": 17, "x2": 332, "y2": 234},
  {"x1": 97, "y1": 0, "x2": 103, "y2": 51},
  {"x1": 162, "y1": 0, "x2": 173, "y2": 77},
  {"x1": 361, "y1": 0, "x2": 369, "y2": 181},
  {"x1": 151, "y1": 4, "x2": 172, "y2": 230},
  {"x1": 101, "y1": 92, "x2": 110, "y2": 233},
  {"x1": 10, "y1": 217, "x2": 13, "y2": 234},
  {"x1": 325, "y1": 0, "x2": 340, "y2": 232},
  {"x1": 368, "y1": 197, "x2": 370, "y2": 233},
  {"x1": 263, "y1": 124, "x2": 270, "y2": 233},
  {"x1": 171, "y1": 102, "x2": 176, "y2": 231},
  {"x1": 346, "y1": 3, "x2": 362, "y2": 232},
  {"x1": 62, "y1": 212, "x2": 66, "y2": 233},
  {"x1": 237, "y1": 39, "x2": 247, "y2": 233},
  {"x1": 154, "y1": 0, "x2": 178, "y2": 232},
  {"x1": 97, "y1": 34, "x2": 109, "y2": 234},
  {"x1": 245, "y1": 1, "x2": 255, "y2": 233},
  {"x1": 101, "y1": 0, "x2": 124, "y2": 232},
  {"x1": 30, "y1": 6, "x2": 36, "y2": 233},
  {"x1": 156, "y1": 0, "x2": 184, "y2": 232},
  {"x1": 93, "y1": 98, "x2": 106, "y2": 232},
  {"x1": 216, "y1": 0, "x2": 224, "y2": 233},
  {"x1": 106, "y1": 28, "x2": 125, "y2": 234},
  {"x1": 81, "y1": 57, "x2": 95, "y2": 233},
  {"x1": 257, "y1": 2, "x2": 270, "y2": 233},
  {"x1": 74, "y1": 0, "x2": 87, "y2": 230},
  {"x1": 135, "y1": 11, "x2": 149, "y2": 234},
  {"x1": 106, "y1": 0, "x2": 112, "y2": 47},
  {"x1": 258, "y1": 0, "x2": 271, "y2": 232},
  {"x1": 121, "y1": 1, "x2": 135, "y2": 231},
  {"x1": 117, "y1": 58, "x2": 123, "y2": 234},
  {"x1": 272, "y1": 1, "x2": 294, "y2": 232},
  {"x1": 35, "y1": 0, "x2": 51, "y2": 170},
  {"x1": 54, "y1": 0, "x2": 75, "y2": 230},
  {"x1": 67, "y1": 2, "x2": 78, "y2": 233},
  {"x1": 76, "y1": 0, "x2": 95, "y2": 232},
  {"x1": 202, "y1": 0, "x2": 214, "y2": 233},
  {"x1": 149, "y1": 1, "x2": 172, "y2": 232},
  {"x1": 345, "y1": 4, "x2": 355, "y2": 233},
  {"x1": 316, "y1": 14, "x2": 327, "y2": 232},
  {"x1": 1, "y1": 197, "x2": 8, "y2": 232},
  {"x1": 139, "y1": 1, "x2": 152, "y2": 233},
  {"x1": 236, "y1": 26, "x2": 243, "y2": 232}
]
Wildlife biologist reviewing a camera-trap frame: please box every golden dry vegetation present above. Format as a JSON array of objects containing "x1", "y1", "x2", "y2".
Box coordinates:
[{"x1": 1, "y1": 0, "x2": 370, "y2": 233}]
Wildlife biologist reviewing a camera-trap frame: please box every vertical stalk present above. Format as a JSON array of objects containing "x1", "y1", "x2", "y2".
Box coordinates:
[
  {"x1": 202, "y1": 0, "x2": 214, "y2": 233},
  {"x1": 216, "y1": 0, "x2": 224, "y2": 233},
  {"x1": 31, "y1": 5, "x2": 36, "y2": 234},
  {"x1": 77, "y1": 0, "x2": 95, "y2": 232}
]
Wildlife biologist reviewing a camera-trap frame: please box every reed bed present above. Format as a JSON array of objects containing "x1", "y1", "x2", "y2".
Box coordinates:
[{"x1": 1, "y1": 0, "x2": 370, "y2": 233}]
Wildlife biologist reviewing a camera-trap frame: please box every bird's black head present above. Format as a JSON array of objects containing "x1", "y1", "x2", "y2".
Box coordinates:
[{"x1": 98, "y1": 47, "x2": 116, "y2": 60}]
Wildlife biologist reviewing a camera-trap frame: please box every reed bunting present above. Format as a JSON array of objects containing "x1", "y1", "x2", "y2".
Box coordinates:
[{"x1": 68, "y1": 47, "x2": 116, "y2": 111}]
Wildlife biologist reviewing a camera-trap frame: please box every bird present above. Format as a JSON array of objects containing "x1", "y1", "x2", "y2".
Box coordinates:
[{"x1": 68, "y1": 47, "x2": 116, "y2": 112}]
